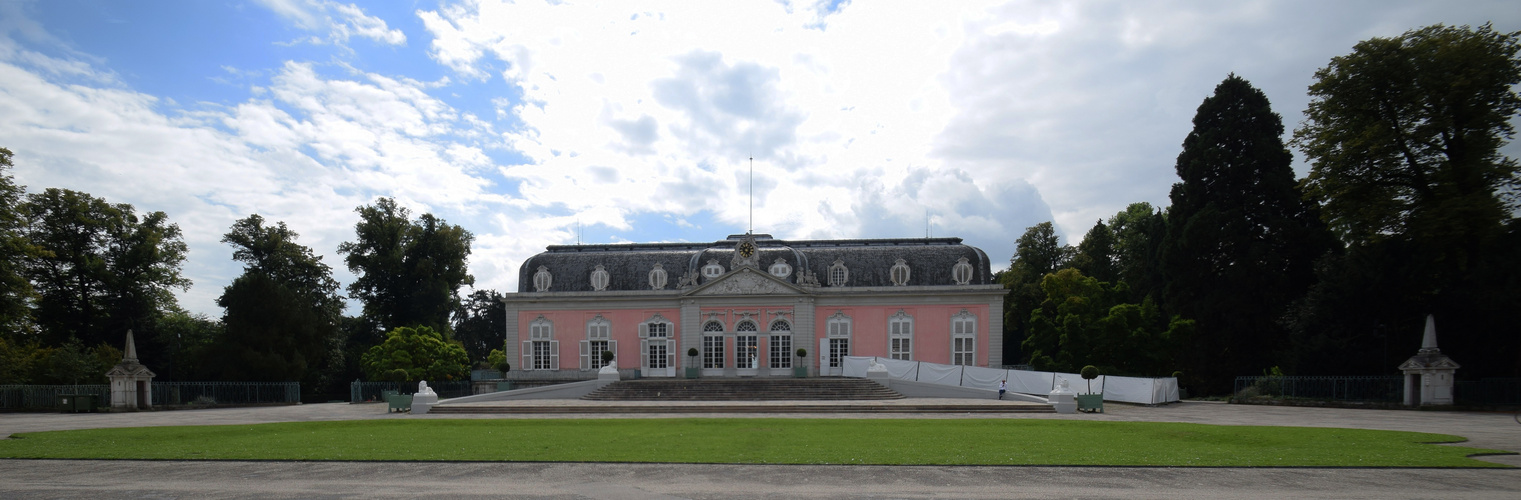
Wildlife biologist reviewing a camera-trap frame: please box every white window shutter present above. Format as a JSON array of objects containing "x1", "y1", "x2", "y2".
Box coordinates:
[
  {"x1": 666, "y1": 339, "x2": 676, "y2": 368},
  {"x1": 639, "y1": 322, "x2": 648, "y2": 338},
  {"x1": 639, "y1": 339, "x2": 649, "y2": 369},
  {"x1": 521, "y1": 341, "x2": 532, "y2": 371},
  {"x1": 549, "y1": 340, "x2": 560, "y2": 370},
  {"x1": 579, "y1": 340, "x2": 590, "y2": 371}
]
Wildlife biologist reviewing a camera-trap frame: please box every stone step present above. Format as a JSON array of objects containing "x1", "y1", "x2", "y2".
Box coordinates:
[
  {"x1": 583, "y1": 378, "x2": 906, "y2": 401},
  {"x1": 428, "y1": 403, "x2": 1055, "y2": 415}
]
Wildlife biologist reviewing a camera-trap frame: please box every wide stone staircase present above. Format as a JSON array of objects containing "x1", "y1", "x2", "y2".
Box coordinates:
[
  {"x1": 425, "y1": 377, "x2": 1056, "y2": 414},
  {"x1": 582, "y1": 378, "x2": 904, "y2": 401}
]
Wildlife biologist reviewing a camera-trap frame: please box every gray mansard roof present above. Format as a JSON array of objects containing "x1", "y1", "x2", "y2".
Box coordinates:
[{"x1": 517, "y1": 234, "x2": 994, "y2": 293}]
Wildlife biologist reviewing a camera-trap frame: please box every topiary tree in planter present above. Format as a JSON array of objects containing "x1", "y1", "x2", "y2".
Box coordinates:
[
  {"x1": 1080, "y1": 365, "x2": 1100, "y2": 394},
  {"x1": 600, "y1": 350, "x2": 615, "y2": 367},
  {"x1": 685, "y1": 348, "x2": 700, "y2": 378},
  {"x1": 793, "y1": 348, "x2": 809, "y2": 378},
  {"x1": 796, "y1": 348, "x2": 808, "y2": 358}
]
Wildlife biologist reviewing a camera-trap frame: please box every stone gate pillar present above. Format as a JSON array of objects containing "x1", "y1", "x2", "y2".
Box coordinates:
[
  {"x1": 106, "y1": 330, "x2": 156, "y2": 410},
  {"x1": 1398, "y1": 315, "x2": 1459, "y2": 406}
]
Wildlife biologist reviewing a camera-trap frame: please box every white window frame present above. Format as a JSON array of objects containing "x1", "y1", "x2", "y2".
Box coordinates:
[
  {"x1": 827, "y1": 259, "x2": 849, "y2": 287},
  {"x1": 769, "y1": 319, "x2": 792, "y2": 369},
  {"x1": 768, "y1": 258, "x2": 792, "y2": 279},
  {"x1": 532, "y1": 266, "x2": 553, "y2": 292},
  {"x1": 888, "y1": 310, "x2": 913, "y2": 361},
  {"x1": 889, "y1": 258, "x2": 910, "y2": 286},
  {"x1": 824, "y1": 311, "x2": 851, "y2": 371},
  {"x1": 951, "y1": 309, "x2": 977, "y2": 366},
  {"x1": 637, "y1": 314, "x2": 675, "y2": 374},
  {"x1": 701, "y1": 259, "x2": 725, "y2": 279},
  {"x1": 523, "y1": 316, "x2": 558, "y2": 371},
  {"x1": 648, "y1": 263, "x2": 668, "y2": 290},
  {"x1": 702, "y1": 320, "x2": 725, "y2": 369},
  {"x1": 590, "y1": 264, "x2": 610, "y2": 291},
  {"x1": 952, "y1": 257, "x2": 974, "y2": 285},
  {"x1": 580, "y1": 315, "x2": 616, "y2": 370}
]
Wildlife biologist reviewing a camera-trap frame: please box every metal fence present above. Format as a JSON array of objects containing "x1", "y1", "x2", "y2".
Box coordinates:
[
  {"x1": 1, "y1": 382, "x2": 300, "y2": 410},
  {"x1": 1233, "y1": 375, "x2": 1403, "y2": 402},
  {"x1": 152, "y1": 382, "x2": 300, "y2": 406},
  {"x1": 1456, "y1": 378, "x2": 1521, "y2": 406},
  {"x1": 0, "y1": 384, "x2": 111, "y2": 410},
  {"x1": 350, "y1": 380, "x2": 474, "y2": 403}
]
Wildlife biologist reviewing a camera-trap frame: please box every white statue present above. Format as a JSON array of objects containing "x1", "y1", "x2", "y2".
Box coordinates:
[{"x1": 417, "y1": 380, "x2": 436, "y2": 397}]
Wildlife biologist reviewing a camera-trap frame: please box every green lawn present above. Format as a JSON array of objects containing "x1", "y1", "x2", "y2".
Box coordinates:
[{"x1": 0, "y1": 419, "x2": 1509, "y2": 467}]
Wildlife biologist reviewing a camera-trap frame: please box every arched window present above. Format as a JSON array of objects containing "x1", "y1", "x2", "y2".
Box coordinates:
[
  {"x1": 888, "y1": 310, "x2": 913, "y2": 360},
  {"x1": 951, "y1": 309, "x2": 977, "y2": 366},
  {"x1": 590, "y1": 264, "x2": 610, "y2": 291},
  {"x1": 827, "y1": 259, "x2": 849, "y2": 287},
  {"x1": 769, "y1": 319, "x2": 792, "y2": 369},
  {"x1": 952, "y1": 257, "x2": 974, "y2": 285},
  {"x1": 648, "y1": 263, "x2": 668, "y2": 290},
  {"x1": 702, "y1": 320, "x2": 725, "y2": 369},
  {"x1": 523, "y1": 316, "x2": 558, "y2": 370},
  {"x1": 889, "y1": 258, "x2": 911, "y2": 286},
  {"x1": 532, "y1": 266, "x2": 553, "y2": 292}
]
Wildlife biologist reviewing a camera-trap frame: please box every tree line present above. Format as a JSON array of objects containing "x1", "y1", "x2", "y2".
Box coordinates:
[
  {"x1": 1002, "y1": 24, "x2": 1521, "y2": 395},
  {"x1": 0, "y1": 154, "x2": 506, "y2": 396}
]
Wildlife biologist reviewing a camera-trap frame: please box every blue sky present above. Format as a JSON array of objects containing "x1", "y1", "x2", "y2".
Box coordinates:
[{"x1": 2, "y1": 0, "x2": 1518, "y2": 318}]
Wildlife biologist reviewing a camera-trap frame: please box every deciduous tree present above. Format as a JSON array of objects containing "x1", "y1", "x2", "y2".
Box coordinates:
[
  {"x1": 0, "y1": 148, "x2": 35, "y2": 338},
  {"x1": 23, "y1": 188, "x2": 189, "y2": 352},
  {"x1": 339, "y1": 198, "x2": 474, "y2": 335},
  {"x1": 360, "y1": 325, "x2": 469, "y2": 383},
  {"x1": 453, "y1": 289, "x2": 505, "y2": 365},
  {"x1": 214, "y1": 215, "x2": 344, "y2": 384},
  {"x1": 1294, "y1": 23, "x2": 1521, "y2": 253}
]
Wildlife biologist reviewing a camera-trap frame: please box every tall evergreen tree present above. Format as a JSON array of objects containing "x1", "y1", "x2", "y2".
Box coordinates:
[
  {"x1": 1162, "y1": 75, "x2": 1334, "y2": 393},
  {"x1": 338, "y1": 198, "x2": 474, "y2": 335},
  {"x1": 1073, "y1": 220, "x2": 1118, "y2": 284}
]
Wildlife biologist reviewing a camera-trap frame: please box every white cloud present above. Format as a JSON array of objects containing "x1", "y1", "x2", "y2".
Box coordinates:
[
  {"x1": 257, "y1": 0, "x2": 407, "y2": 47},
  {"x1": 5, "y1": 0, "x2": 1519, "y2": 315}
]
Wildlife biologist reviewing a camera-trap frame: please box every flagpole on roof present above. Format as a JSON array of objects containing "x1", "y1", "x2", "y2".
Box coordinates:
[{"x1": 748, "y1": 156, "x2": 754, "y2": 235}]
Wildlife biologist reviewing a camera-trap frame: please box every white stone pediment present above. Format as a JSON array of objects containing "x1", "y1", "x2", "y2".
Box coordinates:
[{"x1": 684, "y1": 268, "x2": 808, "y2": 297}]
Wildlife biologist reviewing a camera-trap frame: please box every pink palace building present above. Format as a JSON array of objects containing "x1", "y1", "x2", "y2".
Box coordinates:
[{"x1": 502, "y1": 233, "x2": 1009, "y2": 378}]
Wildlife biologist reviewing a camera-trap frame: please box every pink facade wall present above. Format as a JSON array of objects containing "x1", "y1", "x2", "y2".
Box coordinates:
[
  {"x1": 520, "y1": 302, "x2": 990, "y2": 370},
  {"x1": 813, "y1": 304, "x2": 989, "y2": 366},
  {"x1": 518, "y1": 308, "x2": 680, "y2": 368}
]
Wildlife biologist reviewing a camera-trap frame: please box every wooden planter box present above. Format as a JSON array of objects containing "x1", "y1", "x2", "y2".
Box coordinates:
[{"x1": 1076, "y1": 394, "x2": 1104, "y2": 413}]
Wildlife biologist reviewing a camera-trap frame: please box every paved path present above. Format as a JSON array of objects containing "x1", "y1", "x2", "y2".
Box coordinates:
[{"x1": 3, "y1": 400, "x2": 1520, "y2": 499}]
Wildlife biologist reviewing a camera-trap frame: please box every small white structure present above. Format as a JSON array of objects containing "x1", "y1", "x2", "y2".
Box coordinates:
[
  {"x1": 412, "y1": 381, "x2": 439, "y2": 414},
  {"x1": 106, "y1": 330, "x2": 155, "y2": 410},
  {"x1": 597, "y1": 360, "x2": 621, "y2": 387},
  {"x1": 865, "y1": 359, "x2": 890, "y2": 388},
  {"x1": 1399, "y1": 315, "x2": 1460, "y2": 406},
  {"x1": 1049, "y1": 379, "x2": 1076, "y2": 414}
]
